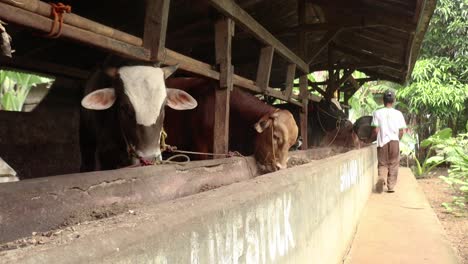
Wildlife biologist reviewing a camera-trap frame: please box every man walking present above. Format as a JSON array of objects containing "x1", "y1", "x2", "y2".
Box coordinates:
[{"x1": 372, "y1": 90, "x2": 407, "y2": 193}]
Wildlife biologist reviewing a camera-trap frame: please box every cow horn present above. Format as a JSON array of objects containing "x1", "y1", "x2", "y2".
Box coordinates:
[{"x1": 162, "y1": 64, "x2": 179, "y2": 79}]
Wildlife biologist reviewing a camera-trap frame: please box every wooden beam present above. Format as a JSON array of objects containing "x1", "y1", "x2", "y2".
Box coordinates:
[
  {"x1": 310, "y1": 60, "x2": 403, "y2": 72},
  {"x1": 298, "y1": 0, "x2": 308, "y2": 149},
  {"x1": 0, "y1": 3, "x2": 150, "y2": 60},
  {"x1": 335, "y1": 68, "x2": 355, "y2": 91},
  {"x1": 0, "y1": 3, "x2": 300, "y2": 104},
  {"x1": 338, "y1": 33, "x2": 406, "y2": 58},
  {"x1": 255, "y1": 46, "x2": 274, "y2": 91},
  {"x1": 215, "y1": 18, "x2": 235, "y2": 89},
  {"x1": 276, "y1": 7, "x2": 417, "y2": 35},
  {"x1": 307, "y1": 28, "x2": 341, "y2": 65},
  {"x1": 326, "y1": 45, "x2": 336, "y2": 99},
  {"x1": 308, "y1": 80, "x2": 327, "y2": 98},
  {"x1": 345, "y1": 76, "x2": 363, "y2": 97},
  {"x1": 343, "y1": 91, "x2": 350, "y2": 117},
  {"x1": 283, "y1": 64, "x2": 296, "y2": 99},
  {"x1": 283, "y1": 14, "x2": 415, "y2": 34},
  {"x1": 143, "y1": 0, "x2": 171, "y2": 61},
  {"x1": 264, "y1": 88, "x2": 302, "y2": 106},
  {"x1": 1, "y1": 0, "x2": 142, "y2": 46},
  {"x1": 213, "y1": 18, "x2": 234, "y2": 155},
  {"x1": 332, "y1": 43, "x2": 407, "y2": 71},
  {"x1": 0, "y1": 56, "x2": 90, "y2": 79},
  {"x1": 360, "y1": 70, "x2": 403, "y2": 83},
  {"x1": 206, "y1": 0, "x2": 309, "y2": 73},
  {"x1": 299, "y1": 75, "x2": 309, "y2": 149}
]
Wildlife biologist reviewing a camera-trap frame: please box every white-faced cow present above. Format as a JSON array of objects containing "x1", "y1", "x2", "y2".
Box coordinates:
[{"x1": 80, "y1": 64, "x2": 197, "y2": 171}]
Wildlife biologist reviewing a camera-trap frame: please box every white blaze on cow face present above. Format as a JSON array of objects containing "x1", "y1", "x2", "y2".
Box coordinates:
[{"x1": 118, "y1": 66, "x2": 167, "y2": 126}]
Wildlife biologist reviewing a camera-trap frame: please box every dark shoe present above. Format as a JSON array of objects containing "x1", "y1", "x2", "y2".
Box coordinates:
[
  {"x1": 376, "y1": 179, "x2": 385, "y2": 193},
  {"x1": 387, "y1": 189, "x2": 395, "y2": 193}
]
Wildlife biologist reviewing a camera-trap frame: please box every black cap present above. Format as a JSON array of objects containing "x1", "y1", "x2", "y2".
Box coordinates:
[{"x1": 383, "y1": 90, "x2": 395, "y2": 100}]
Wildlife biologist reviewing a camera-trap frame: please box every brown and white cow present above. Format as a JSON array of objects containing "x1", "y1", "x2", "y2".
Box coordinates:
[
  {"x1": 164, "y1": 77, "x2": 298, "y2": 172},
  {"x1": 80, "y1": 65, "x2": 197, "y2": 171}
]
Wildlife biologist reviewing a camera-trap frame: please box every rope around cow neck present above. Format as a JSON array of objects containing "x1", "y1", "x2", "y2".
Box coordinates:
[{"x1": 316, "y1": 107, "x2": 342, "y2": 147}]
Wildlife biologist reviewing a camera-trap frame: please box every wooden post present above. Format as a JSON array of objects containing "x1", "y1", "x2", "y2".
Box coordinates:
[
  {"x1": 256, "y1": 46, "x2": 274, "y2": 91},
  {"x1": 143, "y1": 0, "x2": 171, "y2": 61},
  {"x1": 213, "y1": 18, "x2": 234, "y2": 155},
  {"x1": 326, "y1": 44, "x2": 336, "y2": 99},
  {"x1": 344, "y1": 91, "x2": 351, "y2": 117},
  {"x1": 283, "y1": 64, "x2": 296, "y2": 99},
  {"x1": 299, "y1": 75, "x2": 309, "y2": 150},
  {"x1": 297, "y1": 0, "x2": 308, "y2": 150}
]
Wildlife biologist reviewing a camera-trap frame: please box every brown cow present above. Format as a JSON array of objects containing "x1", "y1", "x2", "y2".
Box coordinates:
[
  {"x1": 164, "y1": 77, "x2": 298, "y2": 172},
  {"x1": 321, "y1": 120, "x2": 361, "y2": 149}
]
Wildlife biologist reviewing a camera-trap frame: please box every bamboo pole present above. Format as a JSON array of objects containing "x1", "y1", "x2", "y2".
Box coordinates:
[
  {"x1": 0, "y1": 2, "x2": 149, "y2": 60},
  {"x1": 0, "y1": 2, "x2": 302, "y2": 105},
  {"x1": 0, "y1": 0, "x2": 142, "y2": 46}
]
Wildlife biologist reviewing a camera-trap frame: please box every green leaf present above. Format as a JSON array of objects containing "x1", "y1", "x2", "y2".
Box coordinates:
[{"x1": 426, "y1": 156, "x2": 445, "y2": 164}]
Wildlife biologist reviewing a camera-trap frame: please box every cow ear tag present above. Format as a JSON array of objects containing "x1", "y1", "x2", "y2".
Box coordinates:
[
  {"x1": 81, "y1": 88, "x2": 116, "y2": 110},
  {"x1": 166, "y1": 88, "x2": 198, "y2": 110}
]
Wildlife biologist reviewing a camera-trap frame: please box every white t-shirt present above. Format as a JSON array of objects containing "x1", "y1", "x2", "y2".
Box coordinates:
[{"x1": 372, "y1": 107, "x2": 406, "y2": 147}]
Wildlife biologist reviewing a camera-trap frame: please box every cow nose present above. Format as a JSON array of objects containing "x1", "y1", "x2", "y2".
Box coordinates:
[
  {"x1": 135, "y1": 150, "x2": 162, "y2": 164},
  {"x1": 155, "y1": 153, "x2": 162, "y2": 162},
  {"x1": 276, "y1": 162, "x2": 287, "y2": 170}
]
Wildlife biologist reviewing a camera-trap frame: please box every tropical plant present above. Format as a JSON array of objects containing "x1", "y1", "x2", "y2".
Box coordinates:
[
  {"x1": 413, "y1": 125, "x2": 468, "y2": 214},
  {"x1": 412, "y1": 128, "x2": 453, "y2": 177},
  {"x1": 437, "y1": 123, "x2": 468, "y2": 214},
  {"x1": 0, "y1": 70, "x2": 53, "y2": 111},
  {"x1": 398, "y1": 0, "x2": 468, "y2": 136},
  {"x1": 400, "y1": 132, "x2": 417, "y2": 168}
]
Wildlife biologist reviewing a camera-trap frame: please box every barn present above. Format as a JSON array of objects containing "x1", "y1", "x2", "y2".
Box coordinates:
[{"x1": 0, "y1": 0, "x2": 435, "y2": 263}]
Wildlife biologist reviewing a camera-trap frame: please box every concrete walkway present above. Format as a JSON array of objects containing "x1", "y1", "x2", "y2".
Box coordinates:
[{"x1": 344, "y1": 167, "x2": 460, "y2": 264}]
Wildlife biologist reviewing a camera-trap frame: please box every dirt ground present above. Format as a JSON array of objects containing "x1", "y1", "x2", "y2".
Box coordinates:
[{"x1": 418, "y1": 168, "x2": 468, "y2": 264}]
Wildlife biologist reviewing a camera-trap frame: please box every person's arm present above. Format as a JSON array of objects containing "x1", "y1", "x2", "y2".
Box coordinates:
[
  {"x1": 398, "y1": 112, "x2": 407, "y2": 139},
  {"x1": 370, "y1": 112, "x2": 379, "y2": 142},
  {"x1": 372, "y1": 127, "x2": 380, "y2": 140},
  {"x1": 399, "y1": 128, "x2": 405, "y2": 139}
]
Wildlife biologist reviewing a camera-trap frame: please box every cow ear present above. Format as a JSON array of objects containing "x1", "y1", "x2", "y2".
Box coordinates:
[
  {"x1": 162, "y1": 64, "x2": 179, "y2": 79},
  {"x1": 254, "y1": 119, "x2": 272, "y2": 133},
  {"x1": 166, "y1": 88, "x2": 197, "y2": 110},
  {"x1": 81, "y1": 88, "x2": 116, "y2": 110}
]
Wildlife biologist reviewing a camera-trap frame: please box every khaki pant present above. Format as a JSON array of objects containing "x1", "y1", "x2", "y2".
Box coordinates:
[{"x1": 377, "y1": 140, "x2": 400, "y2": 190}]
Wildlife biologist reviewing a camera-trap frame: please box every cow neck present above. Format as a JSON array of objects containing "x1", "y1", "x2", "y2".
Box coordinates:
[{"x1": 231, "y1": 88, "x2": 277, "y2": 124}]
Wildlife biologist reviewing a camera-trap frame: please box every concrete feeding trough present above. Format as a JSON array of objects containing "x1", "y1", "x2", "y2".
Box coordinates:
[{"x1": 0, "y1": 147, "x2": 377, "y2": 264}]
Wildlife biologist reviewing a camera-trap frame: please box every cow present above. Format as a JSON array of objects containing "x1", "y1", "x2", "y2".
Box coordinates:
[
  {"x1": 163, "y1": 77, "x2": 299, "y2": 172},
  {"x1": 276, "y1": 98, "x2": 351, "y2": 148},
  {"x1": 321, "y1": 119, "x2": 361, "y2": 149},
  {"x1": 79, "y1": 64, "x2": 198, "y2": 171}
]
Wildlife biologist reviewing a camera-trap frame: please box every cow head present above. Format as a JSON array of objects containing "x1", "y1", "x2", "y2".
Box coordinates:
[
  {"x1": 81, "y1": 65, "x2": 197, "y2": 165},
  {"x1": 254, "y1": 109, "x2": 298, "y2": 172},
  {"x1": 315, "y1": 98, "x2": 348, "y2": 131}
]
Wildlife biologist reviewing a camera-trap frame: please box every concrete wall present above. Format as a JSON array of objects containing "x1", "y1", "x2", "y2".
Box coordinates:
[
  {"x1": 0, "y1": 148, "x2": 333, "y2": 244},
  {"x1": 2, "y1": 146, "x2": 377, "y2": 264}
]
